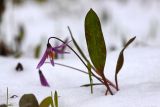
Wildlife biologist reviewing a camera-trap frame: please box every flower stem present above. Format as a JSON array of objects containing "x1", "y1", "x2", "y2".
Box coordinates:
[{"x1": 45, "y1": 62, "x2": 88, "y2": 74}]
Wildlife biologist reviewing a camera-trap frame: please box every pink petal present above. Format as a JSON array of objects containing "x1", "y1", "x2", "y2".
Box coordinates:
[
  {"x1": 52, "y1": 48, "x2": 70, "y2": 54},
  {"x1": 36, "y1": 49, "x2": 48, "y2": 69},
  {"x1": 54, "y1": 40, "x2": 72, "y2": 49},
  {"x1": 39, "y1": 70, "x2": 50, "y2": 87},
  {"x1": 50, "y1": 59, "x2": 55, "y2": 66}
]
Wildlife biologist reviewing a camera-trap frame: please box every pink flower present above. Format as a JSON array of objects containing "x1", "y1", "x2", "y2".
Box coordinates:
[{"x1": 36, "y1": 42, "x2": 69, "y2": 69}]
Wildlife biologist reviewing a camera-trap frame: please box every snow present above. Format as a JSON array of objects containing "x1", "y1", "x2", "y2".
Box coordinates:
[
  {"x1": 1, "y1": 0, "x2": 160, "y2": 107},
  {"x1": 1, "y1": 47, "x2": 160, "y2": 107}
]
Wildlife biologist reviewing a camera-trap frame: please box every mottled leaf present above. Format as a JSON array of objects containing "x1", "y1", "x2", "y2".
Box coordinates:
[
  {"x1": 115, "y1": 36, "x2": 136, "y2": 90},
  {"x1": 115, "y1": 36, "x2": 136, "y2": 74},
  {"x1": 85, "y1": 9, "x2": 106, "y2": 76},
  {"x1": 19, "y1": 94, "x2": 39, "y2": 107},
  {"x1": 124, "y1": 36, "x2": 136, "y2": 49},
  {"x1": 39, "y1": 96, "x2": 54, "y2": 107}
]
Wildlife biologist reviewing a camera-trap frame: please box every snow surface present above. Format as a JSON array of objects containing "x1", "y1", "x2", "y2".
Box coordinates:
[
  {"x1": 1, "y1": 0, "x2": 160, "y2": 107},
  {"x1": 1, "y1": 47, "x2": 160, "y2": 107}
]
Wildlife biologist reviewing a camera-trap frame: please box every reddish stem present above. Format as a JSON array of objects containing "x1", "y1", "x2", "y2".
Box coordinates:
[
  {"x1": 101, "y1": 74, "x2": 113, "y2": 95},
  {"x1": 91, "y1": 66, "x2": 117, "y2": 90}
]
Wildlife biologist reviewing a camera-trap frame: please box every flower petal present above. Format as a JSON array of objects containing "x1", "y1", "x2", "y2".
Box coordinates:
[
  {"x1": 36, "y1": 49, "x2": 48, "y2": 69},
  {"x1": 39, "y1": 70, "x2": 50, "y2": 87},
  {"x1": 54, "y1": 40, "x2": 72, "y2": 49},
  {"x1": 50, "y1": 59, "x2": 55, "y2": 66},
  {"x1": 52, "y1": 48, "x2": 70, "y2": 54}
]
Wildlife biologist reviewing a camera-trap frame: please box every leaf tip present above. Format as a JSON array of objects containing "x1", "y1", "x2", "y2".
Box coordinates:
[
  {"x1": 89, "y1": 8, "x2": 93, "y2": 11},
  {"x1": 132, "y1": 36, "x2": 136, "y2": 40},
  {"x1": 88, "y1": 8, "x2": 96, "y2": 14}
]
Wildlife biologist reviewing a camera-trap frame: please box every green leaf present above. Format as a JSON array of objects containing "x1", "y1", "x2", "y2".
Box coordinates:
[
  {"x1": 87, "y1": 63, "x2": 93, "y2": 94},
  {"x1": 39, "y1": 96, "x2": 54, "y2": 107},
  {"x1": 54, "y1": 91, "x2": 58, "y2": 107},
  {"x1": 85, "y1": 9, "x2": 106, "y2": 76}
]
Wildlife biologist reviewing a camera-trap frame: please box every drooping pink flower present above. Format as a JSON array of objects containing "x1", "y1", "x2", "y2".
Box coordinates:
[{"x1": 36, "y1": 42, "x2": 69, "y2": 69}]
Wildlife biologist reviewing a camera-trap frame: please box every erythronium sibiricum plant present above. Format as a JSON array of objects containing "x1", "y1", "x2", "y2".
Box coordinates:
[{"x1": 36, "y1": 9, "x2": 136, "y2": 95}]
